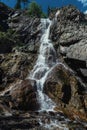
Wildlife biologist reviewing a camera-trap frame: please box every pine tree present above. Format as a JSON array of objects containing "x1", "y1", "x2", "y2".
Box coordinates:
[
  {"x1": 15, "y1": 0, "x2": 21, "y2": 9},
  {"x1": 29, "y1": 1, "x2": 41, "y2": 17}
]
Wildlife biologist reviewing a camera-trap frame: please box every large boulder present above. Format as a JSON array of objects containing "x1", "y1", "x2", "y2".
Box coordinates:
[
  {"x1": 44, "y1": 64, "x2": 87, "y2": 116},
  {"x1": 9, "y1": 79, "x2": 39, "y2": 111}
]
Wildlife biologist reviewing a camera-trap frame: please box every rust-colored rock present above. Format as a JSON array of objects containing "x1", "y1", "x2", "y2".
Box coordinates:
[{"x1": 10, "y1": 79, "x2": 39, "y2": 111}]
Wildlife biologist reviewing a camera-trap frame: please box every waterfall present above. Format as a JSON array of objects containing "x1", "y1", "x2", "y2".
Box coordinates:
[{"x1": 29, "y1": 18, "x2": 57, "y2": 111}]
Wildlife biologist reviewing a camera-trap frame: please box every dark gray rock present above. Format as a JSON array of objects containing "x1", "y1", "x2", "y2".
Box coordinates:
[{"x1": 0, "y1": 2, "x2": 12, "y2": 31}]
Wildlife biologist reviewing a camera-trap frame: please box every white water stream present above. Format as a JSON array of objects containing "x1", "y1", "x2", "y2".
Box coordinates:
[{"x1": 30, "y1": 18, "x2": 57, "y2": 111}]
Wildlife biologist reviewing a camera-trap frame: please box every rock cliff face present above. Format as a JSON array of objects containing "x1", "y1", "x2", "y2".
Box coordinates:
[
  {"x1": 0, "y1": 2, "x2": 87, "y2": 129},
  {"x1": 0, "y1": 2, "x2": 41, "y2": 92},
  {"x1": 50, "y1": 5, "x2": 87, "y2": 85}
]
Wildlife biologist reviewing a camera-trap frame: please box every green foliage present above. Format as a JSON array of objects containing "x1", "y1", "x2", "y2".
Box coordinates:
[
  {"x1": 14, "y1": 0, "x2": 46, "y2": 17},
  {"x1": 7, "y1": 29, "x2": 23, "y2": 46},
  {"x1": 28, "y1": 1, "x2": 47, "y2": 18},
  {"x1": 0, "y1": 32, "x2": 5, "y2": 39},
  {"x1": 0, "y1": 29, "x2": 15, "y2": 41},
  {"x1": 41, "y1": 12, "x2": 47, "y2": 18},
  {"x1": 0, "y1": 29, "x2": 23, "y2": 47}
]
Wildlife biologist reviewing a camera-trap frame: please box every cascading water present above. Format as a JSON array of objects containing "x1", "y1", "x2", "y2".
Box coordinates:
[
  {"x1": 29, "y1": 14, "x2": 69, "y2": 130},
  {"x1": 29, "y1": 16, "x2": 69, "y2": 130},
  {"x1": 29, "y1": 18, "x2": 57, "y2": 111}
]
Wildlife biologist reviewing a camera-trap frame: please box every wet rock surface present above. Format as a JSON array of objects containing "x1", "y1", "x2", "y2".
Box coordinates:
[{"x1": 0, "y1": 111, "x2": 87, "y2": 130}]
